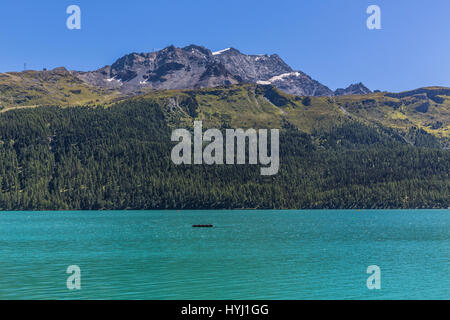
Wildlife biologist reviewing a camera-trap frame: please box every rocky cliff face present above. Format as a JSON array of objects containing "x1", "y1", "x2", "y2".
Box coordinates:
[
  {"x1": 212, "y1": 47, "x2": 334, "y2": 96},
  {"x1": 76, "y1": 45, "x2": 240, "y2": 93},
  {"x1": 211, "y1": 48, "x2": 292, "y2": 82},
  {"x1": 335, "y1": 83, "x2": 372, "y2": 96},
  {"x1": 76, "y1": 45, "x2": 365, "y2": 97}
]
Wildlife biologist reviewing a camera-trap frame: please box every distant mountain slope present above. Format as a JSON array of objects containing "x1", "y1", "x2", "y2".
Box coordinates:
[
  {"x1": 335, "y1": 83, "x2": 372, "y2": 96},
  {"x1": 333, "y1": 87, "x2": 450, "y2": 145},
  {"x1": 75, "y1": 45, "x2": 337, "y2": 96},
  {"x1": 128, "y1": 84, "x2": 449, "y2": 148},
  {"x1": 1, "y1": 72, "x2": 448, "y2": 147},
  {"x1": 0, "y1": 68, "x2": 116, "y2": 110}
]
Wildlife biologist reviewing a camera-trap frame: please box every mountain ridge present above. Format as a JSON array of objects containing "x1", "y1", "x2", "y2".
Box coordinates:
[
  {"x1": 0, "y1": 66, "x2": 448, "y2": 147},
  {"x1": 73, "y1": 45, "x2": 365, "y2": 97},
  {"x1": 0, "y1": 45, "x2": 448, "y2": 148}
]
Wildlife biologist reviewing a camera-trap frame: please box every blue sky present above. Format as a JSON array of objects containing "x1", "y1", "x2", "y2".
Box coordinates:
[{"x1": 0, "y1": 0, "x2": 449, "y2": 92}]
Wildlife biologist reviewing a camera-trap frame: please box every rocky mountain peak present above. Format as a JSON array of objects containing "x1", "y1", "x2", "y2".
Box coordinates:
[
  {"x1": 335, "y1": 82, "x2": 372, "y2": 96},
  {"x1": 182, "y1": 45, "x2": 212, "y2": 56},
  {"x1": 75, "y1": 45, "x2": 364, "y2": 97}
]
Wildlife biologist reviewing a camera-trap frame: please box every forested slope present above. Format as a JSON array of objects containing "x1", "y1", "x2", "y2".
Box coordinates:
[{"x1": 0, "y1": 88, "x2": 448, "y2": 210}]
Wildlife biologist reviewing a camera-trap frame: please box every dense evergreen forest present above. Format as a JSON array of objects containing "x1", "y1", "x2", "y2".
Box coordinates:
[{"x1": 0, "y1": 99, "x2": 448, "y2": 210}]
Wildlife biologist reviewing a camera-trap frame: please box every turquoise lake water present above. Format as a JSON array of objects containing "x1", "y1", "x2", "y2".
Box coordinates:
[{"x1": 0, "y1": 210, "x2": 449, "y2": 300}]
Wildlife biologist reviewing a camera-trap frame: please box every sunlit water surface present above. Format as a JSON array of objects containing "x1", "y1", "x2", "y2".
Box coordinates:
[{"x1": 0, "y1": 210, "x2": 448, "y2": 300}]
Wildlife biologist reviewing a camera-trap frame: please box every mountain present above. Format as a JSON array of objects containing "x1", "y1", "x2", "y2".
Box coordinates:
[
  {"x1": 0, "y1": 83, "x2": 448, "y2": 210},
  {"x1": 335, "y1": 83, "x2": 372, "y2": 96},
  {"x1": 0, "y1": 45, "x2": 370, "y2": 99},
  {"x1": 0, "y1": 46, "x2": 448, "y2": 210},
  {"x1": 76, "y1": 45, "x2": 336, "y2": 96},
  {"x1": 0, "y1": 67, "x2": 448, "y2": 147},
  {"x1": 212, "y1": 47, "x2": 293, "y2": 82},
  {"x1": 76, "y1": 45, "x2": 240, "y2": 94},
  {"x1": 212, "y1": 47, "x2": 334, "y2": 96}
]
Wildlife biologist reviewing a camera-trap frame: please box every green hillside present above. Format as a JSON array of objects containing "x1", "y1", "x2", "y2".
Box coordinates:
[
  {"x1": 0, "y1": 68, "x2": 118, "y2": 111},
  {"x1": 123, "y1": 84, "x2": 449, "y2": 147},
  {"x1": 1, "y1": 71, "x2": 448, "y2": 147},
  {"x1": 0, "y1": 84, "x2": 448, "y2": 210},
  {"x1": 333, "y1": 87, "x2": 450, "y2": 146}
]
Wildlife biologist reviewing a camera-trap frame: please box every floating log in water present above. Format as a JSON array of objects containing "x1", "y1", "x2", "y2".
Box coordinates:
[{"x1": 192, "y1": 224, "x2": 214, "y2": 228}]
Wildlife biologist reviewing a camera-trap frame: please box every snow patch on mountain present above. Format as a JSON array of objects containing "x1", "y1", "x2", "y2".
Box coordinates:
[
  {"x1": 106, "y1": 77, "x2": 121, "y2": 83},
  {"x1": 212, "y1": 48, "x2": 231, "y2": 56},
  {"x1": 257, "y1": 72, "x2": 301, "y2": 85},
  {"x1": 268, "y1": 72, "x2": 301, "y2": 82}
]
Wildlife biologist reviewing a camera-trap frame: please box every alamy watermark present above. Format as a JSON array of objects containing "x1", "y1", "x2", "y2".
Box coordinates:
[
  {"x1": 171, "y1": 121, "x2": 280, "y2": 176},
  {"x1": 366, "y1": 265, "x2": 381, "y2": 290},
  {"x1": 66, "y1": 265, "x2": 81, "y2": 290},
  {"x1": 367, "y1": 5, "x2": 381, "y2": 30},
  {"x1": 65, "y1": 5, "x2": 380, "y2": 31},
  {"x1": 66, "y1": 5, "x2": 81, "y2": 30}
]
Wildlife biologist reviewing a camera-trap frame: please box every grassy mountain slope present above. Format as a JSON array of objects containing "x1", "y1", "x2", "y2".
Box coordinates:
[
  {"x1": 119, "y1": 84, "x2": 449, "y2": 147},
  {"x1": 0, "y1": 68, "x2": 118, "y2": 111},
  {"x1": 1, "y1": 68, "x2": 447, "y2": 147},
  {"x1": 333, "y1": 87, "x2": 450, "y2": 146}
]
